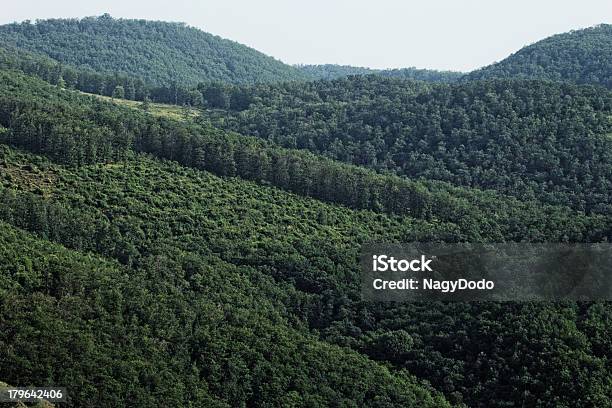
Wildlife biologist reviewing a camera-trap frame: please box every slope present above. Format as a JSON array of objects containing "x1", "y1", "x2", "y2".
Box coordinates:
[
  {"x1": 466, "y1": 24, "x2": 612, "y2": 88},
  {"x1": 0, "y1": 14, "x2": 308, "y2": 86},
  {"x1": 0, "y1": 213, "x2": 450, "y2": 407},
  {"x1": 298, "y1": 64, "x2": 463, "y2": 82},
  {"x1": 197, "y1": 75, "x2": 612, "y2": 214},
  {"x1": 1, "y1": 143, "x2": 610, "y2": 408},
  {"x1": 1, "y1": 69, "x2": 609, "y2": 242},
  {"x1": 1, "y1": 56, "x2": 611, "y2": 407}
]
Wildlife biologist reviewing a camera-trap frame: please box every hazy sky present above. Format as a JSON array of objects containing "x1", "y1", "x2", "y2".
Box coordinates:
[{"x1": 1, "y1": 0, "x2": 610, "y2": 72}]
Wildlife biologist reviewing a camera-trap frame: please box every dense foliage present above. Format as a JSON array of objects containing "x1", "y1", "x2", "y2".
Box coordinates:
[
  {"x1": 0, "y1": 44, "x2": 231, "y2": 106},
  {"x1": 1, "y1": 143, "x2": 610, "y2": 407},
  {"x1": 0, "y1": 173, "x2": 450, "y2": 407},
  {"x1": 0, "y1": 45, "x2": 151, "y2": 100},
  {"x1": 298, "y1": 64, "x2": 463, "y2": 82},
  {"x1": 1, "y1": 70, "x2": 609, "y2": 243},
  {"x1": 0, "y1": 15, "x2": 308, "y2": 86},
  {"x1": 198, "y1": 76, "x2": 612, "y2": 214},
  {"x1": 1, "y1": 22, "x2": 612, "y2": 407},
  {"x1": 466, "y1": 24, "x2": 612, "y2": 89},
  {"x1": 0, "y1": 46, "x2": 461, "y2": 109}
]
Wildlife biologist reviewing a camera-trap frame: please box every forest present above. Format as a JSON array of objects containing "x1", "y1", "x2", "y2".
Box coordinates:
[
  {"x1": 198, "y1": 77, "x2": 612, "y2": 214},
  {"x1": 0, "y1": 15, "x2": 611, "y2": 408},
  {"x1": 297, "y1": 64, "x2": 463, "y2": 82},
  {"x1": 0, "y1": 14, "x2": 308, "y2": 86},
  {"x1": 466, "y1": 24, "x2": 612, "y2": 89},
  {"x1": 3, "y1": 47, "x2": 611, "y2": 216}
]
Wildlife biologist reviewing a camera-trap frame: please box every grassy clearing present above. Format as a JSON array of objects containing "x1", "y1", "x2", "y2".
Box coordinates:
[{"x1": 81, "y1": 92, "x2": 199, "y2": 121}]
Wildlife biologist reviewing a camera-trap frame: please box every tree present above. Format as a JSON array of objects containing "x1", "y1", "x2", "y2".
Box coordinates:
[
  {"x1": 112, "y1": 85, "x2": 125, "y2": 100},
  {"x1": 140, "y1": 97, "x2": 151, "y2": 112},
  {"x1": 62, "y1": 69, "x2": 78, "y2": 89},
  {"x1": 188, "y1": 90, "x2": 204, "y2": 107},
  {"x1": 203, "y1": 84, "x2": 230, "y2": 109},
  {"x1": 125, "y1": 80, "x2": 136, "y2": 100}
]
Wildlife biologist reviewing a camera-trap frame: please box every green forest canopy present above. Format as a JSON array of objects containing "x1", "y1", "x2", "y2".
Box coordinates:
[
  {"x1": 0, "y1": 18, "x2": 611, "y2": 408},
  {"x1": 466, "y1": 24, "x2": 612, "y2": 89},
  {"x1": 1, "y1": 17, "x2": 609, "y2": 89},
  {"x1": 0, "y1": 14, "x2": 309, "y2": 86},
  {"x1": 197, "y1": 76, "x2": 612, "y2": 214},
  {"x1": 1, "y1": 141, "x2": 610, "y2": 407}
]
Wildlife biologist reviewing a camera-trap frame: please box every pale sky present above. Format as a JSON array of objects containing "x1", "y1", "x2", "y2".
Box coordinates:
[{"x1": 1, "y1": 0, "x2": 610, "y2": 72}]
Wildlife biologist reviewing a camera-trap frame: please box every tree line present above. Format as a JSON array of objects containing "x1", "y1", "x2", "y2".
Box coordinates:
[
  {"x1": 198, "y1": 76, "x2": 612, "y2": 215},
  {"x1": 1, "y1": 70, "x2": 609, "y2": 243}
]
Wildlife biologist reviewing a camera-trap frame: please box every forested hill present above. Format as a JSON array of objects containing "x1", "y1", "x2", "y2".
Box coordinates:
[
  {"x1": 1, "y1": 64, "x2": 611, "y2": 407},
  {"x1": 0, "y1": 14, "x2": 308, "y2": 86},
  {"x1": 1, "y1": 18, "x2": 612, "y2": 407},
  {"x1": 466, "y1": 24, "x2": 612, "y2": 88},
  {"x1": 199, "y1": 76, "x2": 612, "y2": 215},
  {"x1": 0, "y1": 17, "x2": 608, "y2": 90},
  {"x1": 298, "y1": 64, "x2": 463, "y2": 82}
]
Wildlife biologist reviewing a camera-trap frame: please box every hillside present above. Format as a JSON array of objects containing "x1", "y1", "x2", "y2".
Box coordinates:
[
  {"x1": 197, "y1": 76, "x2": 612, "y2": 214},
  {"x1": 0, "y1": 151, "x2": 453, "y2": 407},
  {"x1": 1, "y1": 21, "x2": 612, "y2": 408},
  {"x1": 0, "y1": 142, "x2": 609, "y2": 407},
  {"x1": 466, "y1": 24, "x2": 612, "y2": 88},
  {"x1": 2, "y1": 70, "x2": 609, "y2": 240},
  {"x1": 2, "y1": 21, "x2": 608, "y2": 111},
  {"x1": 0, "y1": 14, "x2": 308, "y2": 86},
  {"x1": 1, "y1": 62, "x2": 611, "y2": 406},
  {"x1": 298, "y1": 64, "x2": 463, "y2": 82}
]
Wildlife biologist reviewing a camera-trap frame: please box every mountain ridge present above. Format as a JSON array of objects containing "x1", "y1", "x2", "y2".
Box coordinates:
[
  {"x1": 0, "y1": 14, "x2": 309, "y2": 86},
  {"x1": 466, "y1": 23, "x2": 612, "y2": 88},
  {"x1": 0, "y1": 16, "x2": 609, "y2": 90}
]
